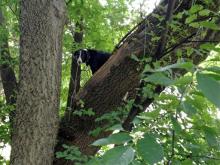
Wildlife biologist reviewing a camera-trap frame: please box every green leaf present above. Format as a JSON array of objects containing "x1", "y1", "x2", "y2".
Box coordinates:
[
  {"x1": 130, "y1": 54, "x2": 139, "y2": 61},
  {"x1": 189, "y1": 22, "x2": 200, "y2": 28},
  {"x1": 196, "y1": 73, "x2": 220, "y2": 108},
  {"x1": 154, "y1": 62, "x2": 194, "y2": 72},
  {"x1": 85, "y1": 158, "x2": 102, "y2": 165},
  {"x1": 199, "y1": 21, "x2": 220, "y2": 30},
  {"x1": 204, "y1": 73, "x2": 220, "y2": 81},
  {"x1": 92, "y1": 133, "x2": 132, "y2": 146},
  {"x1": 91, "y1": 138, "x2": 109, "y2": 146},
  {"x1": 181, "y1": 159, "x2": 193, "y2": 165},
  {"x1": 144, "y1": 72, "x2": 173, "y2": 86},
  {"x1": 171, "y1": 117, "x2": 182, "y2": 133},
  {"x1": 100, "y1": 146, "x2": 135, "y2": 165},
  {"x1": 137, "y1": 134, "x2": 164, "y2": 165},
  {"x1": 139, "y1": 109, "x2": 160, "y2": 121},
  {"x1": 205, "y1": 66, "x2": 220, "y2": 74},
  {"x1": 198, "y1": 9, "x2": 210, "y2": 16},
  {"x1": 185, "y1": 14, "x2": 197, "y2": 24},
  {"x1": 186, "y1": 47, "x2": 194, "y2": 57},
  {"x1": 189, "y1": 5, "x2": 203, "y2": 14},
  {"x1": 106, "y1": 124, "x2": 123, "y2": 131},
  {"x1": 173, "y1": 76, "x2": 193, "y2": 86},
  {"x1": 175, "y1": 12, "x2": 184, "y2": 19},
  {"x1": 182, "y1": 101, "x2": 197, "y2": 116},
  {"x1": 203, "y1": 127, "x2": 219, "y2": 148},
  {"x1": 200, "y1": 43, "x2": 220, "y2": 52},
  {"x1": 176, "y1": 49, "x2": 182, "y2": 57}
]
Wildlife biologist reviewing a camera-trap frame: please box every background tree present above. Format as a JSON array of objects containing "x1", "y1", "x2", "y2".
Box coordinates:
[{"x1": 0, "y1": 9, "x2": 17, "y2": 113}]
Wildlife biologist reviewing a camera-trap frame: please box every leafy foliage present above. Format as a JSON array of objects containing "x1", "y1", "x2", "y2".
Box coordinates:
[{"x1": 56, "y1": 144, "x2": 88, "y2": 164}]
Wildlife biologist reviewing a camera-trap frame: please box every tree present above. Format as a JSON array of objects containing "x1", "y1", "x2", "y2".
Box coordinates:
[
  {"x1": 10, "y1": 1, "x2": 66, "y2": 165},
  {"x1": 0, "y1": 0, "x2": 220, "y2": 164},
  {"x1": 0, "y1": 9, "x2": 17, "y2": 107}
]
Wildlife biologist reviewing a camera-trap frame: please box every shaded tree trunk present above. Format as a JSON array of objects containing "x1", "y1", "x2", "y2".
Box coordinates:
[
  {"x1": 66, "y1": 20, "x2": 83, "y2": 111},
  {"x1": 54, "y1": 0, "x2": 220, "y2": 164},
  {"x1": 10, "y1": 1, "x2": 66, "y2": 165},
  {"x1": 0, "y1": 9, "x2": 17, "y2": 126},
  {"x1": 66, "y1": 58, "x2": 81, "y2": 111},
  {"x1": 0, "y1": 9, "x2": 17, "y2": 106}
]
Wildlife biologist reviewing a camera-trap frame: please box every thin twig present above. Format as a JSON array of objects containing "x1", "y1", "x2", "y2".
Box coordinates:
[
  {"x1": 163, "y1": 32, "x2": 197, "y2": 56},
  {"x1": 154, "y1": 0, "x2": 177, "y2": 60}
]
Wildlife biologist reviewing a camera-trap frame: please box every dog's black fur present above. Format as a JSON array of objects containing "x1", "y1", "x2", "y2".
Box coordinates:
[{"x1": 74, "y1": 49, "x2": 111, "y2": 74}]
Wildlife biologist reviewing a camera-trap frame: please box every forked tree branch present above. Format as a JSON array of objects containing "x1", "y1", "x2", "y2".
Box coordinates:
[{"x1": 122, "y1": 0, "x2": 177, "y2": 131}]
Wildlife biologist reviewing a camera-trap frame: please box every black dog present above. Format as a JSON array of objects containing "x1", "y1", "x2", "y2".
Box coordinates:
[{"x1": 74, "y1": 49, "x2": 111, "y2": 74}]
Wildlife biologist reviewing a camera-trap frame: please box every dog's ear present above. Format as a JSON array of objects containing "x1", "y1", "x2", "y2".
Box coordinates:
[
  {"x1": 84, "y1": 49, "x2": 90, "y2": 63},
  {"x1": 83, "y1": 49, "x2": 90, "y2": 57},
  {"x1": 73, "y1": 50, "x2": 80, "y2": 59}
]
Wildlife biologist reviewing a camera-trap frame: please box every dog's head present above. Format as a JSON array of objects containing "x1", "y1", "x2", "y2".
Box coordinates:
[{"x1": 74, "y1": 49, "x2": 90, "y2": 65}]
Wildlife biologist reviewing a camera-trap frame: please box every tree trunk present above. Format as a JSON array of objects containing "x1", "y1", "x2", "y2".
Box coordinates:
[
  {"x1": 66, "y1": 20, "x2": 83, "y2": 111},
  {"x1": 10, "y1": 1, "x2": 66, "y2": 165},
  {"x1": 0, "y1": 9, "x2": 17, "y2": 125},
  {"x1": 54, "y1": 0, "x2": 220, "y2": 164},
  {"x1": 0, "y1": 9, "x2": 17, "y2": 106}
]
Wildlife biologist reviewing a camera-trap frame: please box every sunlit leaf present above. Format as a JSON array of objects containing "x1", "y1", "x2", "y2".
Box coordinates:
[
  {"x1": 199, "y1": 21, "x2": 220, "y2": 30},
  {"x1": 138, "y1": 109, "x2": 160, "y2": 121},
  {"x1": 185, "y1": 14, "x2": 197, "y2": 24},
  {"x1": 199, "y1": 9, "x2": 210, "y2": 16},
  {"x1": 173, "y1": 76, "x2": 193, "y2": 86},
  {"x1": 189, "y1": 5, "x2": 203, "y2": 14}
]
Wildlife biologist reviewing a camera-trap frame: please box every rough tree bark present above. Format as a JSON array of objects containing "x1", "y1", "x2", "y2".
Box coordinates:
[
  {"x1": 10, "y1": 1, "x2": 66, "y2": 165},
  {"x1": 55, "y1": 0, "x2": 220, "y2": 164},
  {"x1": 0, "y1": 9, "x2": 17, "y2": 106}
]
